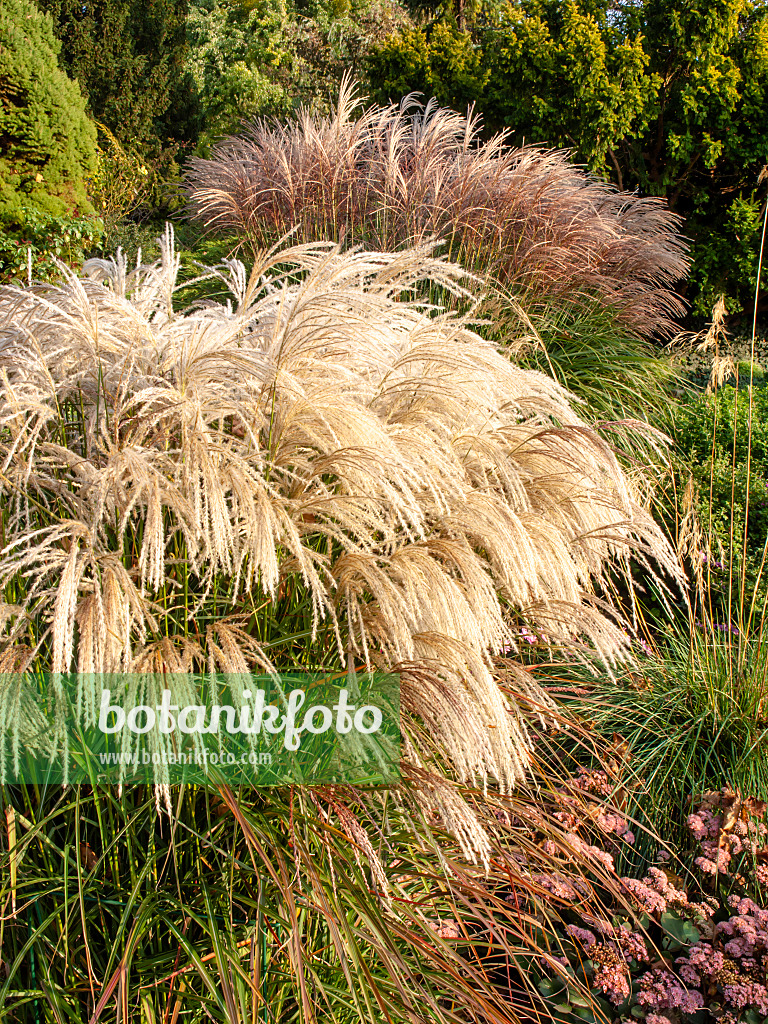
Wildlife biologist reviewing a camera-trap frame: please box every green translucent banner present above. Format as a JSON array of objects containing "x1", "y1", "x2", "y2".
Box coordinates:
[{"x1": 0, "y1": 672, "x2": 400, "y2": 786}]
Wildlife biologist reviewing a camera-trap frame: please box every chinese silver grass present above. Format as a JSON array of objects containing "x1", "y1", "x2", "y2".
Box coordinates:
[
  {"x1": 184, "y1": 78, "x2": 689, "y2": 341},
  {"x1": 0, "y1": 228, "x2": 682, "y2": 799}
]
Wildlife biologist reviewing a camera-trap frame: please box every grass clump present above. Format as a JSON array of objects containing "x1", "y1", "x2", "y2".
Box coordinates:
[
  {"x1": 183, "y1": 80, "x2": 689, "y2": 427},
  {"x1": 554, "y1": 278, "x2": 768, "y2": 865},
  {"x1": 0, "y1": 227, "x2": 687, "y2": 1021},
  {"x1": 558, "y1": 622, "x2": 768, "y2": 855},
  {"x1": 0, "y1": 227, "x2": 680, "y2": 787},
  {"x1": 183, "y1": 81, "x2": 688, "y2": 342}
]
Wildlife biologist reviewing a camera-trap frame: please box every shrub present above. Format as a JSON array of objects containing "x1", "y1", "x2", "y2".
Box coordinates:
[
  {"x1": 0, "y1": 206, "x2": 102, "y2": 284},
  {"x1": 0, "y1": 0, "x2": 97, "y2": 224},
  {"x1": 367, "y1": 0, "x2": 768, "y2": 319},
  {"x1": 38, "y1": 0, "x2": 199, "y2": 159},
  {"x1": 85, "y1": 122, "x2": 154, "y2": 235}
]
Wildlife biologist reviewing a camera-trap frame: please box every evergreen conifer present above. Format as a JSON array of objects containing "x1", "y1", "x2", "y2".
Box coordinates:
[
  {"x1": 0, "y1": 0, "x2": 97, "y2": 224},
  {"x1": 39, "y1": 0, "x2": 200, "y2": 157}
]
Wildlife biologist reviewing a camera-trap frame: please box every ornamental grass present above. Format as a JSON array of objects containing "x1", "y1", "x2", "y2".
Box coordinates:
[
  {"x1": 0, "y1": 229, "x2": 683, "y2": 1021},
  {"x1": 184, "y1": 79, "x2": 689, "y2": 343}
]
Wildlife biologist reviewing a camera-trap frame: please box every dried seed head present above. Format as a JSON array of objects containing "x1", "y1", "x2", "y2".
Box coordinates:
[{"x1": 0, "y1": 230, "x2": 683, "y2": 804}]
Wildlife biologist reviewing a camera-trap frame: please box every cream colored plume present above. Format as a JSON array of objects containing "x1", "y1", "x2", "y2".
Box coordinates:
[{"x1": 0, "y1": 227, "x2": 682, "y2": 793}]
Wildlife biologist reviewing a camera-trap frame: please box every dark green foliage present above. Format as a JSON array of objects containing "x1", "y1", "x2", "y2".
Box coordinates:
[
  {"x1": 635, "y1": 0, "x2": 768, "y2": 317},
  {"x1": 367, "y1": 0, "x2": 768, "y2": 317},
  {"x1": 38, "y1": 0, "x2": 201, "y2": 158},
  {"x1": 0, "y1": 0, "x2": 97, "y2": 224}
]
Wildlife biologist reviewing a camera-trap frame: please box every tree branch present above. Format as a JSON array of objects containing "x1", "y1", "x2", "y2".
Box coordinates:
[{"x1": 608, "y1": 147, "x2": 624, "y2": 191}]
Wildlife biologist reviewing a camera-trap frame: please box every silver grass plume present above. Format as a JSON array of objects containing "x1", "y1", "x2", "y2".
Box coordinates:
[
  {"x1": 184, "y1": 77, "x2": 689, "y2": 341},
  {"x1": 0, "y1": 227, "x2": 683, "y2": 802}
]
